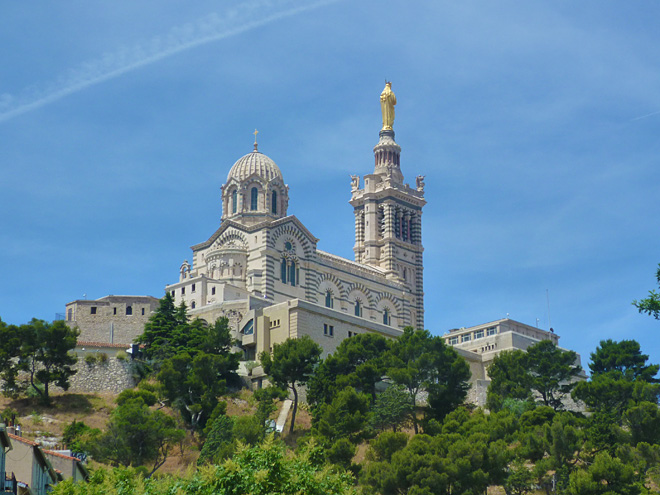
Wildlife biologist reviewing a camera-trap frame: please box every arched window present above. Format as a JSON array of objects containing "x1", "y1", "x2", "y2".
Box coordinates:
[
  {"x1": 251, "y1": 187, "x2": 258, "y2": 211},
  {"x1": 271, "y1": 191, "x2": 277, "y2": 214},
  {"x1": 288, "y1": 261, "x2": 296, "y2": 287},
  {"x1": 354, "y1": 299, "x2": 362, "y2": 317},
  {"x1": 281, "y1": 258, "x2": 287, "y2": 282},
  {"x1": 232, "y1": 190, "x2": 237, "y2": 213},
  {"x1": 325, "y1": 290, "x2": 333, "y2": 308},
  {"x1": 191, "y1": 301, "x2": 196, "y2": 309},
  {"x1": 383, "y1": 308, "x2": 390, "y2": 325}
]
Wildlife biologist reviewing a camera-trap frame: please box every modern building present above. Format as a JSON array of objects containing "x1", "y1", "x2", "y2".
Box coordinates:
[
  {"x1": 165, "y1": 85, "x2": 426, "y2": 364},
  {"x1": 64, "y1": 295, "x2": 159, "y2": 345},
  {"x1": 443, "y1": 318, "x2": 583, "y2": 406}
]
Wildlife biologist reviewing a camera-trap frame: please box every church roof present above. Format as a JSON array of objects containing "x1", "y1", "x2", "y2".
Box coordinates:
[{"x1": 227, "y1": 150, "x2": 283, "y2": 183}]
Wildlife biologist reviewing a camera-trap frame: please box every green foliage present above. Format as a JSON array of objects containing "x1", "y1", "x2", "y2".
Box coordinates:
[
  {"x1": 116, "y1": 388, "x2": 158, "y2": 407},
  {"x1": 84, "y1": 354, "x2": 97, "y2": 365},
  {"x1": 198, "y1": 414, "x2": 235, "y2": 465},
  {"x1": 95, "y1": 395, "x2": 185, "y2": 476},
  {"x1": 0, "y1": 318, "x2": 23, "y2": 397},
  {"x1": 115, "y1": 350, "x2": 128, "y2": 361},
  {"x1": 386, "y1": 327, "x2": 470, "y2": 433},
  {"x1": 487, "y1": 341, "x2": 582, "y2": 411},
  {"x1": 588, "y1": 339, "x2": 659, "y2": 381},
  {"x1": 18, "y1": 319, "x2": 79, "y2": 402},
  {"x1": 54, "y1": 437, "x2": 357, "y2": 495},
  {"x1": 260, "y1": 336, "x2": 322, "y2": 434},
  {"x1": 366, "y1": 431, "x2": 409, "y2": 462},
  {"x1": 368, "y1": 384, "x2": 412, "y2": 433},
  {"x1": 308, "y1": 333, "x2": 390, "y2": 407},
  {"x1": 313, "y1": 386, "x2": 371, "y2": 445},
  {"x1": 150, "y1": 314, "x2": 240, "y2": 432},
  {"x1": 568, "y1": 451, "x2": 642, "y2": 495},
  {"x1": 504, "y1": 462, "x2": 535, "y2": 495},
  {"x1": 633, "y1": 263, "x2": 660, "y2": 320},
  {"x1": 487, "y1": 350, "x2": 532, "y2": 411}
]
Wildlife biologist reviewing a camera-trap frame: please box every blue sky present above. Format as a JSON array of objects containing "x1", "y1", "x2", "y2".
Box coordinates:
[{"x1": 1, "y1": 0, "x2": 659, "y2": 371}]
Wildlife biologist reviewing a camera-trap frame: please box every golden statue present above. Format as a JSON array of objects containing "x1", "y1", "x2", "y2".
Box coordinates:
[{"x1": 380, "y1": 81, "x2": 396, "y2": 130}]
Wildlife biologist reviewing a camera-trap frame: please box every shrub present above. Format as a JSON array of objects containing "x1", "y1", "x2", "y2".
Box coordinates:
[
  {"x1": 115, "y1": 351, "x2": 128, "y2": 362},
  {"x1": 98, "y1": 353, "x2": 109, "y2": 364},
  {"x1": 85, "y1": 354, "x2": 97, "y2": 365}
]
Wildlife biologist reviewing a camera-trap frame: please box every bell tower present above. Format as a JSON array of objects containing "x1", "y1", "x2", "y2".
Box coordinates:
[{"x1": 350, "y1": 83, "x2": 426, "y2": 329}]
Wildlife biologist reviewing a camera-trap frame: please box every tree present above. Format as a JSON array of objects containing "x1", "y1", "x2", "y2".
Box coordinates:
[
  {"x1": 307, "y1": 333, "x2": 390, "y2": 407},
  {"x1": 20, "y1": 319, "x2": 79, "y2": 402},
  {"x1": 526, "y1": 340, "x2": 582, "y2": 410},
  {"x1": 135, "y1": 292, "x2": 187, "y2": 365},
  {"x1": 568, "y1": 452, "x2": 642, "y2": 495},
  {"x1": 369, "y1": 384, "x2": 413, "y2": 432},
  {"x1": 54, "y1": 436, "x2": 358, "y2": 495},
  {"x1": 313, "y1": 386, "x2": 371, "y2": 445},
  {"x1": 588, "y1": 339, "x2": 659, "y2": 382},
  {"x1": 0, "y1": 319, "x2": 23, "y2": 397},
  {"x1": 633, "y1": 263, "x2": 660, "y2": 320},
  {"x1": 260, "y1": 336, "x2": 322, "y2": 434},
  {"x1": 96, "y1": 393, "x2": 184, "y2": 476},
  {"x1": 487, "y1": 350, "x2": 532, "y2": 411},
  {"x1": 386, "y1": 327, "x2": 470, "y2": 433}
]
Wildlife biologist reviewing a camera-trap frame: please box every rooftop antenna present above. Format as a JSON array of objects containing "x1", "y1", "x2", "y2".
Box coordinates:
[{"x1": 546, "y1": 289, "x2": 552, "y2": 330}]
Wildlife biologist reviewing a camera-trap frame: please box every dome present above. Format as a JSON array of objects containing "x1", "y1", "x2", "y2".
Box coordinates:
[{"x1": 226, "y1": 150, "x2": 283, "y2": 183}]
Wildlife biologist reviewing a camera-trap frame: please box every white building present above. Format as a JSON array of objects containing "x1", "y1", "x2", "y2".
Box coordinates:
[{"x1": 166, "y1": 99, "x2": 426, "y2": 363}]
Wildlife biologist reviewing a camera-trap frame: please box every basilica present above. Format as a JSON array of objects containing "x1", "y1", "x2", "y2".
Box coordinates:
[{"x1": 165, "y1": 83, "x2": 426, "y2": 361}]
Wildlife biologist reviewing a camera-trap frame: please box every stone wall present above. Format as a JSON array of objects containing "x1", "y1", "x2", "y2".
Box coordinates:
[{"x1": 66, "y1": 357, "x2": 136, "y2": 394}]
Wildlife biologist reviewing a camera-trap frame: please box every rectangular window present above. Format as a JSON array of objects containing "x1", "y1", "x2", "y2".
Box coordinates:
[
  {"x1": 486, "y1": 327, "x2": 497, "y2": 336},
  {"x1": 113, "y1": 307, "x2": 117, "y2": 315},
  {"x1": 323, "y1": 324, "x2": 334, "y2": 337},
  {"x1": 461, "y1": 334, "x2": 471, "y2": 343},
  {"x1": 289, "y1": 262, "x2": 296, "y2": 287},
  {"x1": 90, "y1": 307, "x2": 97, "y2": 315},
  {"x1": 324, "y1": 324, "x2": 328, "y2": 335},
  {"x1": 211, "y1": 287, "x2": 216, "y2": 295},
  {"x1": 329, "y1": 325, "x2": 334, "y2": 336},
  {"x1": 474, "y1": 330, "x2": 484, "y2": 339},
  {"x1": 126, "y1": 306, "x2": 133, "y2": 316},
  {"x1": 171, "y1": 290, "x2": 175, "y2": 297},
  {"x1": 192, "y1": 284, "x2": 196, "y2": 293},
  {"x1": 448, "y1": 336, "x2": 458, "y2": 345},
  {"x1": 182, "y1": 287, "x2": 185, "y2": 295},
  {"x1": 142, "y1": 308, "x2": 145, "y2": 316}
]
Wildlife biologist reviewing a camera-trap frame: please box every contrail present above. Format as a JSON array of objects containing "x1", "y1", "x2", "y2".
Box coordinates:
[
  {"x1": 0, "y1": 0, "x2": 338, "y2": 124},
  {"x1": 631, "y1": 109, "x2": 660, "y2": 122}
]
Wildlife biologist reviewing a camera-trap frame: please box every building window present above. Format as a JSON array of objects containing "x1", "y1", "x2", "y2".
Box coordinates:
[
  {"x1": 475, "y1": 330, "x2": 484, "y2": 339},
  {"x1": 171, "y1": 290, "x2": 175, "y2": 297},
  {"x1": 113, "y1": 307, "x2": 117, "y2": 315},
  {"x1": 182, "y1": 287, "x2": 185, "y2": 295},
  {"x1": 324, "y1": 324, "x2": 334, "y2": 337},
  {"x1": 191, "y1": 301, "x2": 196, "y2": 309},
  {"x1": 486, "y1": 327, "x2": 497, "y2": 336},
  {"x1": 461, "y1": 334, "x2": 471, "y2": 343},
  {"x1": 354, "y1": 300, "x2": 362, "y2": 317},
  {"x1": 142, "y1": 308, "x2": 145, "y2": 315},
  {"x1": 192, "y1": 283, "x2": 196, "y2": 293},
  {"x1": 232, "y1": 190, "x2": 237, "y2": 213},
  {"x1": 288, "y1": 262, "x2": 296, "y2": 287},
  {"x1": 448, "y1": 336, "x2": 459, "y2": 345},
  {"x1": 90, "y1": 307, "x2": 97, "y2": 315},
  {"x1": 281, "y1": 259, "x2": 287, "y2": 282},
  {"x1": 242, "y1": 320, "x2": 254, "y2": 335},
  {"x1": 212, "y1": 287, "x2": 216, "y2": 295},
  {"x1": 272, "y1": 190, "x2": 277, "y2": 214},
  {"x1": 383, "y1": 308, "x2": 390, "y2": 325},
  {"x1": 251, "y1": 187, "x2": 258, "y2": 211},
  {"x1": 126, "y1": 306, "x2": 133, "y2": 316},
  {"x1": 67, "y1": 308, "x2": 73, "y2": 321},
  {"x1": 325, "y1": 291, "x2": 333, "y2": 308}
]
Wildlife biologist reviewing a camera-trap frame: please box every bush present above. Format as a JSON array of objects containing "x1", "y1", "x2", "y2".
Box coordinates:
[
  {"x1": 98, "y1": 353, "x2": 109, "y2": 363},
  {"x1": 85, "y1": 354, "x2": 97, "y2": 365},
  {"x1": 116, "y1": 351, "x2": 128, "y2": 362}
]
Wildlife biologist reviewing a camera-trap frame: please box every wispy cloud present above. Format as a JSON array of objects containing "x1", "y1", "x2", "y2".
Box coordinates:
[{"x1": 0, "y1": 0, "x2": 338, "y2": 124}]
